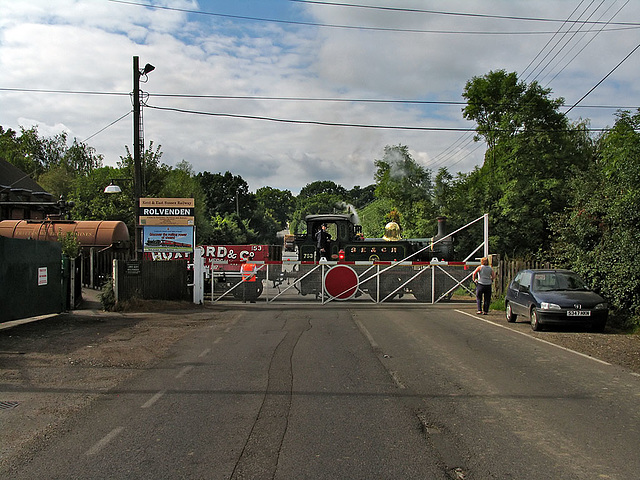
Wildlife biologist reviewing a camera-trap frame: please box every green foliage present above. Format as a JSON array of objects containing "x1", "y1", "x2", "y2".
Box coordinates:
[
  {"x1": 288, "y1": 181, "x2": 353, "y2": 233},
  {"x1": 157, "y1": 162, "x2": 212, "y2": 244},
  {"x1": 372, "y1": 145, "x2": 436, "y2": 238},
  {"x1": 70, "y1": 166, "x2": 134, "y2": 223},
  {"x1": 248, "y1": 206, "x2": 280, "y2": 244},
  {"x1": 290, "y1": 191, "x2": 348, "y2": 234},
  {"x1": 255, "y1": 186, "x2": 294, "y2": 229},
  {"x1": 298, "y1": 180, "x2": 347, "y2": 199},
  {"x1": 207, "y1": 214, "x2": 256, "y2": 244},
  {"x1": 462, "y1": 69, "x2": 564, "y2": 146},
  {"x1": 550, "y1": 110, "x2": 640, "y2": 329},
  {"x1": 118, "y1": 142, "x2": 169, "y2": 197},
  {"x1": 99, "y1": 277, "x2": 116, "y2": 311},
  {"x1": 451, "y1": 70, "x2": 594, "y2": 258},
  {"x1": 196, "y1": 171, "x2": 254, "y2": 219},
  {"x1": 347, "y1": 184, "x2": 376, "y2": 209},
  {"x1": 359, "y1": 198, "x2": 394, "y2": 238},
  {"x1": 0, "y1": 126, "x2": 103, "y2": 198},
  {"x1": 57, "y1": 230, "x2": 81, "y2": 258}
]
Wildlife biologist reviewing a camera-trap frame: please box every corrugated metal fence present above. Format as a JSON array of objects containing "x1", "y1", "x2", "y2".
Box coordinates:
[{"x1": 0, "y1": 236, "x2": 64, "y2": 321}]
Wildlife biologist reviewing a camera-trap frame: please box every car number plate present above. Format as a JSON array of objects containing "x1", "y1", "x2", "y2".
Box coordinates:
[{"x1": 567, "y1": 310, "x2": 591, "y2": 317}]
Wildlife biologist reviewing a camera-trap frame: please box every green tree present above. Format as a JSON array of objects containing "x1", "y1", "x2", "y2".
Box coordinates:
[
  {"x1": 70, "y1": 166, "x2": 133, "y2": 223},
  {"x1": 462, "y1": 69, "x2": 564, "y2": 147},
  {"x1": 0, "y1": 126, "x2": 103, "y2": 198},
  {"x1": 0, "y1": 126, "x2": 46, "y2": 176},
  {"x1": 458, "y1": 70, "x2": 593, "y2": 257},
  {"x1": 255, "y1": 186, "x2": 294, "y2": 229},
  {"x1": 63, "y1": 138, "x2": 103, "y2": 176},
  {"x1": 207, "y1": 214, "x2": 256, "y2": 244},
  {"x1": 118, "y1": 141, "x2": 169, "y2": 197},
  {"x1": 348, "y1": 184, "x2": 376, "y2": 209},
  {"x1": 298, "y1": 180, "x2": 347, "y2": 199},
  {"x1": 359, "y1": 198, "x2": 394, "y2": 238},
  {"x1": 158, "y1": 161, "x2": 212, "y2": 244},
  {"x1": 196, "y1": 171, "x2": 255, "y2": 219},
  {"x1": 290, "y1": 181, "x2": 351, "y2": 234},
  {"x1": 373, "y1": 145, "x2": 436, "y2": 238},
  {"x1": 550, "y1": 110, "x2": 640, "y2": 328}
]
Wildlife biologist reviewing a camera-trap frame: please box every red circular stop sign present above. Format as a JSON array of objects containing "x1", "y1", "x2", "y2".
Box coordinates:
[{"x1": 323, "y1": 265, "x2": 359, "y2": 300}]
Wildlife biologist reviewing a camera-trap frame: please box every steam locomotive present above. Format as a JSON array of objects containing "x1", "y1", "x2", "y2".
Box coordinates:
[{"x1": 294, "y1": 213, "x2": 454, "y2": 300}]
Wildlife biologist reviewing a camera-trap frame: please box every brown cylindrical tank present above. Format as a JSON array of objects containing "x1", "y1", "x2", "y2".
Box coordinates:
[{"x1": 0, "y1": 220, "x2": 130, "y2": 248}]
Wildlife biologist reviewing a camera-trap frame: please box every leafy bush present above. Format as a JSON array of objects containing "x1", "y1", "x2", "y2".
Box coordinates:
[
  {"x1": 99, "y1": 278, "x2": 116, "y2": 311},
  {"x1": 57, "y1": 230, "x2": 81, "y2": 258}
]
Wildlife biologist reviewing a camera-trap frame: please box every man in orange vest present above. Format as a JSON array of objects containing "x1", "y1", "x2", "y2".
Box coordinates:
[{"x1": 241, "y1": 262, "x2": 257, "y2": 302}]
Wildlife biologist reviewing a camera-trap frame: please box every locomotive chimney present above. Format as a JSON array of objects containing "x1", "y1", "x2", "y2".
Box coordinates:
[{"x1": 436, "y1": 216, "x2": 447, "y2": 239}]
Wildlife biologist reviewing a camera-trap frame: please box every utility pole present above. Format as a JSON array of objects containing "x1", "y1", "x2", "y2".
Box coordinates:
[
  {"x1": 133, "y1": 56, "x2": 142, "y2": 203},
  {"x1": 132, "y1": 56, "x2": 154, "y2": 259},
  {"x1": 133, "y1": 56, "x2": 142, "y2": 259}
]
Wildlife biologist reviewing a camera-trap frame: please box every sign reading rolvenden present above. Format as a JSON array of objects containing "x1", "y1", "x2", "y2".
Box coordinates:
[{"x1": 139, "y1": 198, "x2": 194, "y2": 226}]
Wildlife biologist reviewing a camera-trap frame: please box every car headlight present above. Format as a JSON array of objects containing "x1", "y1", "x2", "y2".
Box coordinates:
[
  {"x1": 540, "y1": 302, "x2": 561, "y2": 310},
  {"x1": 595, "y1": 303, "x2": 608, "y2": 310}
]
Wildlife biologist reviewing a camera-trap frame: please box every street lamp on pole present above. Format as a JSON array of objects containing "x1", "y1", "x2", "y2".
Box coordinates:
[{"x1": 132, "y1": 55, "x2": 154, "y2": 259}]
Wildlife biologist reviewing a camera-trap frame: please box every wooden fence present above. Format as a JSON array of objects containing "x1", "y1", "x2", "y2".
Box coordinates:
[
  {"x1": 493, "y1": 257, "x2": 554, "y2": 297},
  {"x1": 114, "y1": 259, "x2": 190, "y2": 303}
]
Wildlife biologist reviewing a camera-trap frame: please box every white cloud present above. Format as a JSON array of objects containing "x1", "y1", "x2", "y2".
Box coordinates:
[{"x1": 1, "y1": 0, "x2": 638, "y2": 194}]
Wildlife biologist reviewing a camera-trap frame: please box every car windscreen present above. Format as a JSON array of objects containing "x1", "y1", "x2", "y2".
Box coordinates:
[{"x1": 532, "y1": 272, "x2": 588, "y2": 291}]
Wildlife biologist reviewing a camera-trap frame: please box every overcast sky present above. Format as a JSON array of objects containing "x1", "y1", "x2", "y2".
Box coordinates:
[{"x1": 1, "y1": 0, "x2": 638, "y2": 194}]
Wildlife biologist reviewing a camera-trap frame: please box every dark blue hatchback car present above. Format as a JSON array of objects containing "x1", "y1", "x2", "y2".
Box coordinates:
[{"x1": 505, "y1": 269, "x2": 608, "y2": 332}]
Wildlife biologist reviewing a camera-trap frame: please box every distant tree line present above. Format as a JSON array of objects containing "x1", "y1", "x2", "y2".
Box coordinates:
[{"x1": 1, "y1": 69, "x2": 638, "y2": 329}]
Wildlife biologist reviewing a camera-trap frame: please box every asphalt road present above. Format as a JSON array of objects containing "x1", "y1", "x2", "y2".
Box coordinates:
[{"x1": 4, "y1": 302, "x2": 640, "y2": 479}]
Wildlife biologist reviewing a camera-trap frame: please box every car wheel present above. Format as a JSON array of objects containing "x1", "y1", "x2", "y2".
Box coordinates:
[
  {"x1": 530, "y1": 307, "x2": 542, "y2": 331},
  {"x1": 505, "y1": 302, "x2": 517, "y2": 323}
]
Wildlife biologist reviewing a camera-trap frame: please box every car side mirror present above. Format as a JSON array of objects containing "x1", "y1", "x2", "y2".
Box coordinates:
[{"x1": 519, "y1": 284, "x2": 530, "y2": 293}]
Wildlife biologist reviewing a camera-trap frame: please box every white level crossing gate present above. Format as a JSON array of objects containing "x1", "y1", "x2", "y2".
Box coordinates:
[{"x1": 192, "y1": 214, "x2": 491, "y2": 305}]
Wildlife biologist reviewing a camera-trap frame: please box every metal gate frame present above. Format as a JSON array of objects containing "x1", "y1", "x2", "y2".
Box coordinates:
[{"x1": 192, "y1": 214, "x2": 490, "y2": 305}]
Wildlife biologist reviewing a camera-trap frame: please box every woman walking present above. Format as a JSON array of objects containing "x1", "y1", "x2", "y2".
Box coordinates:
[{"x1": 473, "y1": 257, "x2": 496, "y2": 315}]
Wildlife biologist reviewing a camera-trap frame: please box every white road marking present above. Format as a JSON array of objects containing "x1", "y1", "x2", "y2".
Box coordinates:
[
  {"x1": 86, "y1": 427, "x2": 124, "y2": 456},
  {"x1": 141, "y1": 390, "x2": 166, "y2": 409},
  {"x1": 198, "y1": 348, "x2": 211, "y2": 357},
  {"x1": 455, "y1": 310, "x2": 611, "y2": 366},
  {"x1": 176, "y1": 365, "x2": 194, "y2": 378}
]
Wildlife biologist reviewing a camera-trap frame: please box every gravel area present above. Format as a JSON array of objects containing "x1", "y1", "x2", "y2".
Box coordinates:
[{"x1": 0, "y1": 292, "x2": 638, "y2": 470}]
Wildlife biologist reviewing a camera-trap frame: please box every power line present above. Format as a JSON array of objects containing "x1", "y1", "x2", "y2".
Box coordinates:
[
  {"x1": 82, "y1": 111, "x2": 132, "y2": 143},
  {"x1": 288, "y1": 0, "x2": 640, "y2": 26},
  {"x1": 153, "y1": 93, "x2": 467, "y2": 105},
  {"x1": 106, "y1": 0, "x2": 639, "y2": 35},
  {"x1": 565, "y1": 42, "x2": 640, "y2": 114},
  {"x1": 434, "y1": 0, "x2": 633, "y2": 171},
  {"x1": 1, "y1": 87, "x2": 635, "y2": 110},
  {"x1": 145, "y1": 103, "x2": 615, "y2": 133},
  {"x1": 0, "y1": 87, "x2": 129, "y2": 97},
  {"x1": 521, "y1": 0, "x2": 587, "y2": 81},
  {"x1": 542, "y1": 1, "x2": 629, "y2": 86},
  {"x1": 145, "y1": 103, "x2": 476, "y2": 132},
  {"x1": 525, "y1": 0, "x2": 602, "y2": 83}
]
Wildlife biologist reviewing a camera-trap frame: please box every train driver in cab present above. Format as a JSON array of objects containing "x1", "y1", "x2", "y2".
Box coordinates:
[{"x1": 315, "y1": 223, "x2": 331, "y2": 261}]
